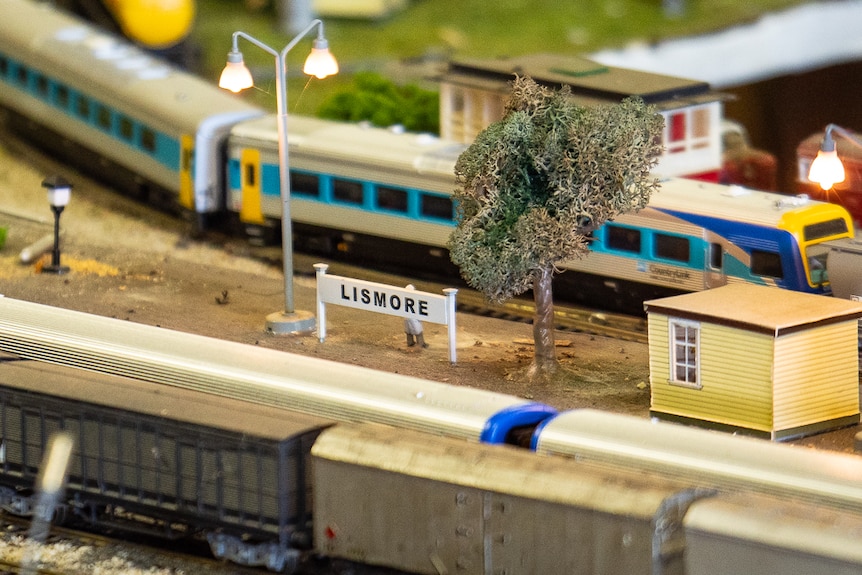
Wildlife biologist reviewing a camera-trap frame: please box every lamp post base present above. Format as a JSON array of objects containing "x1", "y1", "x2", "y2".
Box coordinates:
[
  {"x1": 265, "y1": 309, "x2": 315, "y2": 334},
  {"x1": 42, "y1": 264, "x2": 70, "y2": 275}
]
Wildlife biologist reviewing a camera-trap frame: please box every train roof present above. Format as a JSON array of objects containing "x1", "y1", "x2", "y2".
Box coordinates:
[
  {"x1": 685, "y1": 492, "x2": 862, "y2": 565},
  {"x1": 535, "y1": 409, "x2": 862, "y2": 513},
  {"x1": 232, "y1": 115, "x2": 466, "y2": 177},
  {"x1": 0, "y1": 0, "x2": 262, "y2": 130},
  {"x1": 0, "y1": 296, "x2": 553, "y2": 442},
  {"x1": 0, "y1": 360, "x2": 333, "y2": 441},
  {"x1": 313, "y1": 422, "x2": 695, "y2": 517},
  {"x1": 648, "y1": 177, "x2": 851, "y2": 227}
]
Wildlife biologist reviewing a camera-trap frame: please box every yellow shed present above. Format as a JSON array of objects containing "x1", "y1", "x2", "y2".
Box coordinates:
[{"x1": 644, "y1": 284, "x2": 862, "y2": 440}]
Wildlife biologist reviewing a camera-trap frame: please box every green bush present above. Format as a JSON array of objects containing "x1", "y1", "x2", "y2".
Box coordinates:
[
  {"x1": 0, "y1": 226, "x2": 6, "y2": 250},
  {"x1": 318, "y1": 72, "x2": 440, "y2": 134}
]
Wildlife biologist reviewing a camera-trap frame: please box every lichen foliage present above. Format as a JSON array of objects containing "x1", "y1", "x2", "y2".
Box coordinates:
[{"x1": 449, "y1": 76, "x2": 664, "y2": 303}]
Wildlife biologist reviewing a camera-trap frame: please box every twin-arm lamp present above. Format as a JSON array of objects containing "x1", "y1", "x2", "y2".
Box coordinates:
[{"x1": 218, "y1": 22, "x2": 337, "y2": 334}]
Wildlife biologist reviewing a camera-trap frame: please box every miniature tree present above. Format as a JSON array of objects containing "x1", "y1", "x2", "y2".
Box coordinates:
[{"x1": 449, "y1": 76, "x2": 664, "y2": 379}]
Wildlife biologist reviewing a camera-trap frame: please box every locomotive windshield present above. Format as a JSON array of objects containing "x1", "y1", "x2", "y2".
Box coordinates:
[{"x1": 803, "y1": 218, "x2": 850, "y2": 242}]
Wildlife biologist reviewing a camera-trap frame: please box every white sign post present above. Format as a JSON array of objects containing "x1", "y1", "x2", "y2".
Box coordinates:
[{"x1": 314, "y1": 263, "x2": 459, "y2": 363}]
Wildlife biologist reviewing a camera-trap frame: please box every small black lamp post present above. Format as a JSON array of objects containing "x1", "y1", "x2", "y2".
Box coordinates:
[{"x1": 41, "y1": 175, "x2": 72, "y2": 275}]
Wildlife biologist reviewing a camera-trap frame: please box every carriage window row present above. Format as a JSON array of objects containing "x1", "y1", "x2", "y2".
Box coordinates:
[
  {"x1": 606, "y1": 224, "x2": 695, "y2": 263},
  {"x1": 604, "y1": 224, "x2": 783, "y2": 279},
  {"x1": 0, "y1": 54, "x2": 158, "y2": 154},
  {"x1": 290, "y1": 171, "x2": 454, "y2": 222}
]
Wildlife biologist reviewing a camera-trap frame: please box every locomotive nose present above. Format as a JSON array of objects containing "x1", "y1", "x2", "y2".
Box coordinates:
[{"x1": 102, "y1": 0, "x2": 195, "y2": 48}]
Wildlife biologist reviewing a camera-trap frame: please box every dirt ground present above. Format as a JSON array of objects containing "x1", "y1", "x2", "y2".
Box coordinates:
[{"x1": 0, "y1": 140, "x2": 858, "y2": 452}]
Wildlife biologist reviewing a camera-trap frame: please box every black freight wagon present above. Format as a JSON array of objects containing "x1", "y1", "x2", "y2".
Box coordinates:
[{"x1": 0, "y1": 357, "x2": 333, "y2": 571}]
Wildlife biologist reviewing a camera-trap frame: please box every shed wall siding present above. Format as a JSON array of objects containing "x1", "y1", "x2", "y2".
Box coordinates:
[
  {"x1": 772, "y1": 321, "x2": 860, "y2": 430},
  {"x1": 649, "y1": 314, "x2": 774, "y2": 431}
]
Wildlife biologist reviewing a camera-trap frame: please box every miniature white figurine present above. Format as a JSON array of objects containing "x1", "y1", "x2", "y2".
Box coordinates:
[{"x1": 404, "y1": 285, "x2": 427, "y2": 348}]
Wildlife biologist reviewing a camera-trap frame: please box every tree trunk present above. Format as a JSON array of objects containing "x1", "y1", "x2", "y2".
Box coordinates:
[{"x1": 529, "y1": 266, "x2": 557, "y2": 378}]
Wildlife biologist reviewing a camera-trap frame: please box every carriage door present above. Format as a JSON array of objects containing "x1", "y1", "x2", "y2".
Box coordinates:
[
  {"x1": 704, "y1": 240, "x2": 727, "y2": 289},
  {"x1": 178, "y1": 134, "x2": 195, "y2": 212},
  {"x1": 239, "y1": 148, "x2": 266, "y2": 226}
]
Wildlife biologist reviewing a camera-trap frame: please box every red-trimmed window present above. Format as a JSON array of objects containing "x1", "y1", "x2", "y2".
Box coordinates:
[{"x1": 667, "y1": 112, "x2": 686, "y2": 153}]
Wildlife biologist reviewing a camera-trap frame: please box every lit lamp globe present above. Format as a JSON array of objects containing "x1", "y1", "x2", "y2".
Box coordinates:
[
  {"x1": 806, "y1": 124, "x2": 861, "y2": 191},
  {"x1": 44, "y1": 175, "x2": 71, "y2": 209},
  {"x1": 808, "y1": 146, "x2": 846, "y2": 191},
  {"x1": 218, "y1": 51, "x2": 253, "y2": 93},
  {"x1": 302, "y1": 38, "x2": 339, "y2": 79},
  {"x1": 808, "y1": 132, "x2": 844, "y2": 190}
]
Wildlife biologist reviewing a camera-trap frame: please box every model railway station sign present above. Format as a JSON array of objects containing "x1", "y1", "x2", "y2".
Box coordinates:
[{"x1": 314, "y1": 264, "x2": 459, "y2": 363}]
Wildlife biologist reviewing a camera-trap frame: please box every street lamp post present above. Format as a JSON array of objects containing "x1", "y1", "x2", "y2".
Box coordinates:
[
  {"x1": 219, "y1": 22, "x2": 338, "y2": 334},
  {"x1": 41, "y1": 175, "x2": 72, "y2": 275},
  {"x1": 808, "y1": 123, "x2": 862, "y2": 191}
]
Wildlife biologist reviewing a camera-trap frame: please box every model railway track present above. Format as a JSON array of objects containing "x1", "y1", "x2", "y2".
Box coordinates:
[
  {"x1": 0, "y1": 188, "x2": 650, "y2": 346},
  {"x1": 0, "y1": 511, "x2": 283, "y2": 575},
  {"x1": 455, "y1": 290, "x2": 649, "y2": 343}
]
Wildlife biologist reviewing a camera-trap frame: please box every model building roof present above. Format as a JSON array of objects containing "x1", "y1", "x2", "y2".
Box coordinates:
[
  {"x1": 644, "y1": 283, "x2": 862, "y2": 336},
  {"x1": 441, "y1": 53, "x2": 726, "y2": 109}
]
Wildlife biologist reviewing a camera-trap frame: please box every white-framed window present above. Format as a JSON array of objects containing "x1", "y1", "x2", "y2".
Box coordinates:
[
  {"x1": 662, "y1": 105, "x2": 713, "y2": 155},
  {"x1": 669, "y1": 319, "x2": 701, "y2": 389}
]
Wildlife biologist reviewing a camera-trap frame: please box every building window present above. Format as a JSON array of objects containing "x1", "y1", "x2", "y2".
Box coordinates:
[
  {"x1": 670, "y1": 319, "x2": 701, "y2": 389},
  {"x1": 669, "y1": 112, "x2": 686, "y2": 141},
  {"x1": 691, "y1": 107, "x2": 710, "y2": 138},
  {"x1": 663, "y1": 106, "x2": 714, "y2": 154},
  {"x1": 666, "y1": 112, "x2": 686, "y2": 153},
  {"x1": 690, "y1": 107, "x2": 712, "y2": 150}
]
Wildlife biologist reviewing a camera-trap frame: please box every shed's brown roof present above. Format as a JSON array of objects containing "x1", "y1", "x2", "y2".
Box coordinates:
[{"x1": 644, "y1": 284, "x2": 862, "y2": 336}]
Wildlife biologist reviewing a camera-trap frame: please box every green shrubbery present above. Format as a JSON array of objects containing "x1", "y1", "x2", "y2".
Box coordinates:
[{"x1": 318, "y1": 72, "x2": 439, "y2": 133}]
